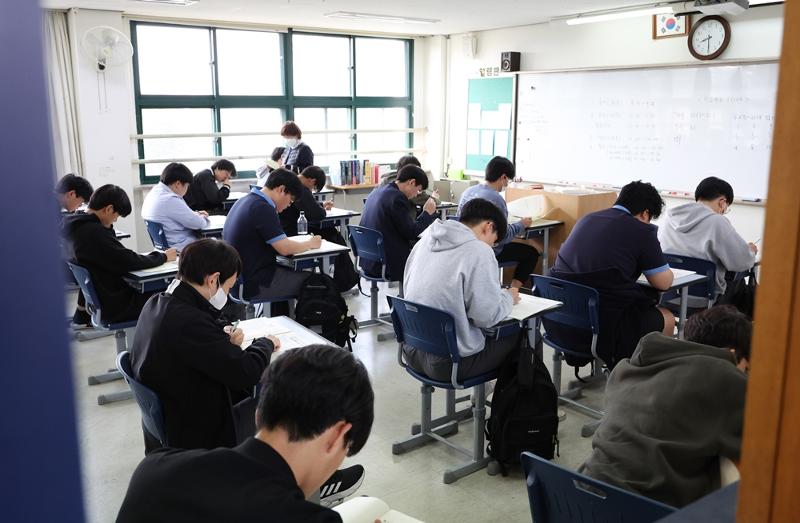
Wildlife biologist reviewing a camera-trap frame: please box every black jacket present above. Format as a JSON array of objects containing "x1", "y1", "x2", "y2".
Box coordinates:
[
  {"x1": 184, "y1": 169, "x2": 230, "y2": 211},
  {"x1": 61, "y1": 212, "x2": 166, "y2": 323},
  {"x1": 279, "y1": 186, "x2": 325, "y2": 236},
  {"x1": 130, "y1": 281, "x2": 273, "y2": 451},
  {"x1": 116, "y1": 438, "x2": 342, "y2": 523},
  {"x1": 281, "y1": 143, "x2": 314, "y2": 173}
]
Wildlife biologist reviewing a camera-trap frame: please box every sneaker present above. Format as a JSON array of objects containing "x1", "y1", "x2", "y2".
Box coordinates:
[
  {"x1": 319, "y1": 464, "x2": 365, "y2": 508},
  {"x1": 71, "y1": 308, "x2": 93, "y2": 330}
]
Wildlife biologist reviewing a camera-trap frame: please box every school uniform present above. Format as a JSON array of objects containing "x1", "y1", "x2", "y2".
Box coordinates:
[
  {"x1": 184, "y1": 169, "x2": 230, "y2": 212},
  {"x1": 281, "y1": 142, "x2": 314, "y2": 173},
  {"x1": 142, "y1": 182, "x2": 209, "y2": 252},
  {"x1": 116, "y1": 438, "x2": 342, "y2": 523},
  {"x1": 279, "y1": 185, "x2": 326, "y2": 236}
]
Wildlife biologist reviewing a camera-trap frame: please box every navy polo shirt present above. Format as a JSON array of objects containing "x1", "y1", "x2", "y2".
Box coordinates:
[
  {"x1": 553, "y1": 205, "x2": 669, "y2": 292},
  {"x1": 222, "y1": 188, "x2": 287, "y2": 297}
]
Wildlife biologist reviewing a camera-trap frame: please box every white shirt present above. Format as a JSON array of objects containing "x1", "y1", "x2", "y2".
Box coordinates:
[{"x1": 142, "y1": 182, "x2": 209, "y2": 252}]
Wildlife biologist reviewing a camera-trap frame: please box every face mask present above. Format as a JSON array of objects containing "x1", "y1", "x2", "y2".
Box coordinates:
[
  {"x1": 285, "y1": 138, "x2": 299, "y2": 148},
  {"x1": 209, "y1": 277, "x2": 228, "y2": 310}
]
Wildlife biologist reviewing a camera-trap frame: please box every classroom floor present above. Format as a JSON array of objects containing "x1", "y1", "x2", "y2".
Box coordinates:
[{"x1": 69, "y1": 286, "x2": 599, "y2": 523}]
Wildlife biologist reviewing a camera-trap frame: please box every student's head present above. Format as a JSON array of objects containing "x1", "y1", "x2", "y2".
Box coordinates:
[
  {"x1": 270, "y1": 147, "x2": 285, "y2": 163},
  {"x1": 211, "y1": 159, "x2": 237, "y2": 183},
  {"x1": 396, "y1": 155, "x2": 421, "y2": 171},
  {"x1": 87, "y1": 184, "x2": 131, "y2": 227},
  {"x1": 256, "y1": 344, "x2": 374, "y2": 496},
  {"x1": 299, "y1": 166, "x2": 327, "y2": 192},
  {"x1": 485, "y1": 156, "x2": 515, "y2": 190},
  {"x1": 160, "y1": 163, "x2": 194, "y2": 197},
  {"x1": 56, "y1": 173, "x2": 94, "y2": 212},
  {"x1": 395, "y1": 165, "x2": 429, "y2": 199},
  {"x1": 280, "y1": 121, "x2": 302, "y2": 148},
  {"x1": 684, "y1": 305, "x2": 752, "y2": 372},
  {"x1": 264, "y1": 168, "x2": 303, "y2": 212},
  {"x1": 695, "y1": 176, "x2": 734, "y2": 215},
  {"x1": 459, "y1": 198, "x2": 507, "y2": 247},
  {"x1": 177, "y1": 239, "x2": 242, "y2": 308},
  {"x1": 614, "y1": 180, "x2": 664, "y2": 223}
]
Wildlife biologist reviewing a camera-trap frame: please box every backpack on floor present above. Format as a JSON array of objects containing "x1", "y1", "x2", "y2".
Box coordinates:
[
  {"x1": 294, "y1": 272, "x2": 358, "y2": 350},
  {"x1": 486, "y1": 333, "x2": 559, "y2": 474}
]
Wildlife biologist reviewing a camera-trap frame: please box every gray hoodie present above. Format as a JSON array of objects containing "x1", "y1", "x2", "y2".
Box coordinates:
[
  {"x1": 403, "y1": 219, "x2": 513, "y2": 357},
  {"x1": 657, "y1": 202, "x2": 755, "y2": 295}
]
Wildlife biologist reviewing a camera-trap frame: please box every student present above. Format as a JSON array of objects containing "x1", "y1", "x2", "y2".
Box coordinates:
[
  {"x1": 579, "y1": 305, "x2": 750, "y2": 508},
  {"x1": 142, "y1": 162, "x2": 210, "y2": 252},
  {"x1": 130, "y1": 239, "x2": 279, "y2": 453},
  {"x1": 56, "y1": 173, "x2": 93, "y2": 212},
  {"x1": 457, "y1": 156, "x2": 538, "y2": 288},
  {"x1": 222, "y1": 168, "x2": 321, "y2": 301},
  {"x1": 359, "y1": 165, "x2": 437, "y2": 281},
  {"x1": 62, "y1": 184, "x2": 177, "y2": 324},
  {"x1": 117, "y1": 344, "x2": 375, "y2": 523},
  {"x1": 380, "y1": 155, "x2": 440, "y2": 210},
  {"x1": 549, "y1": 180, "x2": 675, "y2": 367},
  {"x1": 658, "y1": 176, "x2": 758, "y2": 298},
  {"x1": 184, "y1": 159, "x2": 237, "y2": 213},
  {"x1": 403, "y1": 198, "x2": 521, "y2": 380},
  {"x1": 280, "y1": 121, "x2": 314, "y2": 173},
  {"x1": 256, "y1": 147, "x2": 286, "y2": 187}
]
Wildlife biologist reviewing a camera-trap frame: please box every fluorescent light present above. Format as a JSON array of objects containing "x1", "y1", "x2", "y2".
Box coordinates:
[
  {"x1": 565, "y1": 5, "x2": 673, "y2": 25},
  {"x1": 324, "y1": 11, "x2": 440, "y2": 24},
  {"x1": 131, "y1": 0, "x2": 198, "y2": 6}
]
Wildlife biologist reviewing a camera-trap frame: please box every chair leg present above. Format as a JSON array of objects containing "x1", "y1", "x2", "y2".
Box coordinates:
[
  {"x1": 392, "y1": 385, "x2": 458, "y2": 455},
  {"x1": 358, "y1": 281, "x2": 394, "y2": 339},
  {"x1": 443, "y1": 382, "x2": 492, "y2": 484},
  {"x1": 76, "y1": 329, "x2": 114, "y2": 342},
  {"x1": 411, "y1": 389, "x2": 470, "y2": 435},
  {"x1": 97, "y1": 390, "x2": 133, "y2": 405}
]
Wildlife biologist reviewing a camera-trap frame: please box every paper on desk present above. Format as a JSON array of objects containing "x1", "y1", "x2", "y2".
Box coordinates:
[
  {"x1": 238, "y1": 317, "x2": 322, "y2": 351},
  {"x1": 506, "y1": 195, "x2": 545, "y2": 222},
  {"x1": 333, "y1": 496, "x2": 424, "y2": 523},
  {"x1": 134, "y1": 260, "x2": 179, "y2": 275},
  {"x1": 636, "y1": 268, "x2": 696, "y2": 284},
  {"x1": 205, "y1": 215, "x2": 226, "y2": 228},
  {"x1": 505, "y1": 293, "x2": 562, "y2": 321}
]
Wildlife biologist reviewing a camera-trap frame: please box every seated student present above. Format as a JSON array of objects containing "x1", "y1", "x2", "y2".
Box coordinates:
[
  {"x1": 403, "y1": 198, "x2": 521, "y2": 381},
  {"x1": 256, "y1": 147, "x2": 286, "y2": 187},
  {"x1": 184, "y1": 159, "x2": 237, "y2": 213},
  {"x1": 658, "y1": 176, "x2": 758, "y2": 299},
  {"x1": 131, "y1": 239, "x2": 278, "y2": 453},
  {"x1": 380, "y1": 155, "x2": 440, "y2": 210},
  {"x1": 62, "y1": 184, "x2": 177, "y2": 324},
  {"x1": 56, "y1": 173, "x2": 93, "y2": 213},
  {"x1": 457, "y1": 156, "x2": 538, "y2": 288},
  {"x1": 117, "y1": 344, "x2": 375, "y2": 523},
  {"x1": 222, "y1": 168, "x2": 321, "y2": 301},
  {"x1": 142, "y1": 163, "x2": 210, "y2": 252},
  {"x1": 579, "y1": 305, "x2": 750, "y2": 508},
  {"x1": 359, "y1": 165, "x2": 437, "y2": 281},
  {"x1": 549, "y1": 180, "x2": 675, "y2": 367}
]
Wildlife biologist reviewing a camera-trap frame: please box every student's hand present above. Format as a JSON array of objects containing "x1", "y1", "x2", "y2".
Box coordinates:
[
  {"x1": 324, "y1": 200, "x2": 334, "y2": 211},
  {"x1": 520, "y1": 217, "x2": 533, "y2": 229},
  {"x1": 196, "y1": 210, "x2": 209, "y2": 218},
  {"x1": 748, "y1": 242, "x2": 759, "y2": 255},
  {"x1": 307, "y1": 234, "x2": 322, "y2": 250},
  {"x1": 506, "y1": 287, "x2": 521, "y2": 305},
  {"x1": 164, "y1": 248, "x2": 178, "y2": 262},
  {"x1": 227, "y1": 326, "x2": 244, "y2": 346},
  {"x1": 423, "y1": 197, "x2": 437, "y2": 215},
  {"x1": 431, "y1": 189, "x2": 440, "y2": 200},
  {"x1": 267, "y1": 335, "x2": 281, "y2": 351}
]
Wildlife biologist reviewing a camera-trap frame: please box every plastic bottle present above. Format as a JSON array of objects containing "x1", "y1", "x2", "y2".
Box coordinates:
[{"x1": 297, "y1": 211, "x2": 308, "y2": 235}]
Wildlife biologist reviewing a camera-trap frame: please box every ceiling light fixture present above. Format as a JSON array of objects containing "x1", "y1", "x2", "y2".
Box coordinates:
[
  {"x1": 324, "y1": 11, "x2": 441, "y2": 24},
  {"x1": 563, "y1": 5, "x2": 674, "y2": 25},
  {"x1": 131, "y1": 0, "x2": 198, "y2": 6}
]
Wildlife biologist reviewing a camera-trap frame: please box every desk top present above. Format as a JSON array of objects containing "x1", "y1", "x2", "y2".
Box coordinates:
[
  {"x1": 238, "y1": 315, "x2": 334, "y2": 350},
  {"x1": 638, "y1": 269, "x2": 708, "y2": 290},
  {"x1": 329, "y1": 183, "x2": 378, "y2": 191},
  {"x1": 437, "y1": 201, "x2": 458, "y2": 209},
  {"x1": 525, "y1": 219, "x2": 564, "y2": 231},
  {"x1": 506, "y1": 294, "x2": 562, "y2": 321},
  {"x1": 225, "y1": 191, "x2": 248, "y2": 202},
  {"x1": 279, "y1": 237, "x2": 350, "y2": 261},
  {"x1": 125, "y1": 260, "x2": 179, "y2": 281},
  {"x1": 323, "y1": 207, "x2": 361, "y2": 220},
  {"x1": 115, "y1": 230, "x2": 131, "y2": 240},
  {"x1": 201, "y1": 214, "x2": 226, "y2": 233}
]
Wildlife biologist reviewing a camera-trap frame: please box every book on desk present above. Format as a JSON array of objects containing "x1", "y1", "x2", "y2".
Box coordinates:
[{"x1": 506, "y1": 293, "x2": 562, "y2": 321}]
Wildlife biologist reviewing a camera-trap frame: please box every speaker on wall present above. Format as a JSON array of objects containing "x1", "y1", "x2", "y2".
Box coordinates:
[{"x1": 501, "y1": 51, "x2": 520, "y2": 72}]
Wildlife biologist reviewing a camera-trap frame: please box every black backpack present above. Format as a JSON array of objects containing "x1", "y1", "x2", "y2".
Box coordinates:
[
  {"x1": 294, "y1": 273, "x2": 358, "y2": 350},
  {"x1": 486, "y1": 334, "x2": 559, "y2": 473}
]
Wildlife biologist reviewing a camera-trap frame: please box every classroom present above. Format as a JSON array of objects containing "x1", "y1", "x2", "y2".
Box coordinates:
[{"x1": 4, "y1": 0, "x2": 799, "y2": 521}]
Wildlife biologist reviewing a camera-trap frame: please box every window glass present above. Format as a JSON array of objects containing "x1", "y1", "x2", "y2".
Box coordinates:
[
  {"x1": 356, "y1": 107, "x2": 409, "y2": 164},
  {"x1": 355, "y1": 38, "x2": 407, "y2": 97},
  {"x1": 216, "y1": 29, "x2": 283, "y2": 96},
  {"x1": 141, "y1": 108, "x2": 215, "y2": 177},
  {"x1": 292, "y1": 34, "x2": 351, "y2": 97},
  {"x1": 294, "y1": 108, "x2": 352, "y2": 169},
  {"x1": 220, "y1": 108, "x2": 284, "y2": 172},
  {"x1": 136, "y1": 25, "x2": 212, "y2": 95}
]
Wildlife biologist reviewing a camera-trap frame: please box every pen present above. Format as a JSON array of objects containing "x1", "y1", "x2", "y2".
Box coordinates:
[{"x1": 230, "y1": 320, "x2": 240, "y2": 333}]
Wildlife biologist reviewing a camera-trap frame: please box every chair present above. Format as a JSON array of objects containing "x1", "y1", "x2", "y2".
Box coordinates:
[
  {"x1": 348, "y1": 225, "x2": 399, "y2": 342},
  {"x1": 228, "y1": 276, "x2": 296, "y2": 320},
  {"x1": 533, "y1": 276, "x2": 604, "y2": 428},
  {"x1": 521, "y1": 452, "x2": 676, "y2": 523},
  {"x1": 67, "y1": 261, "x2": 136, "y2": 405},
  {"x1": 116, "y1": 351, "x2": 167, "y2": 446},
  {"x1": 389, "y1": 296, "x2": 509, "y2": 484},
  {"x1": 660, "y1": 253, "x2": 717, "y2": 314},
  {"x1": 144, "y1": 220, "x2": 169, "y2": 250}
]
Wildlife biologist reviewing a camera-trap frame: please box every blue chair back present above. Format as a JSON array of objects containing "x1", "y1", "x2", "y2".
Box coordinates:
[
  {"x1": 116, "y1": 351, "x2": 168, "y2": 445},
  {"x1": 66, "y1": 261, "x2": 102, "y2": 327},
  {"x1": 533, "y1": 276, "x2": 599, "y2": 333},
  {"x1": 522, "y1": 452, "x2": 676, "y2": 523},
  {"x1": 144, "y1": 220, "x2": 169, "y2": 250},
  {"x1": 348, "y1": 225, "x2": 386, "y2": 265},
  {"x1": 662, "y1": 253, "x2": 717, "y2": 302},
  {"x1": 389, "y1": 296, "x2": 459, "y2": 362}
]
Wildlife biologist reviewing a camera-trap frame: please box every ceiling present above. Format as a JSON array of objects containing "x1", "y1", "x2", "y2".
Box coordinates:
[{"x1": 41, "y1": 0, "x2": 666, "y2": 36}]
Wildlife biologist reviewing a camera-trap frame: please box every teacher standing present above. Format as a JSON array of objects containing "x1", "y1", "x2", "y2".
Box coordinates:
[{"x1": 279, "y1": 121, "x2": 314, "y2": 174}]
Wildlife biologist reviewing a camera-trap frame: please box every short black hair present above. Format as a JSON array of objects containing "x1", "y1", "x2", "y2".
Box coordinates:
[
  {"x1": 300, "y1": 166, "x2": 327, "y2": 192},
  {"x1": 88, "y1": 184, "x2": 132, "y2": 217},
  {"x1": 266, "y1": 168, "x2": 304, "y2": 199},
  {"x1": 614, "y1": 180, "x2": 665, "y2": 219},
  {"x1": 459, "y1": 198, "x2": 507, "y2": 240},
  {"x1": 396, "y1": 155, "x2": 421, "y2": 171},
  {"x1": 270, "y1": 147, "x2": 285, "y2": 162},
  {"x1": 684, "y1": 305, "x2": 752, "y2": 363},
  {"x1": 485, "y1": 156, "x2": 515, "y2": 183},
  {"x1": 178, "y1": 239, "x2": 242, "y2": 286},
  {"x1": 256, "y1": 344, "x2": 374, "y2": 456},
  {"x1": 695, "y1": 176, "x2": 734, "y2": 204},
  {"x1": 396, "y1": 165, "x2": 429, "y2": 190},
  {"x1": 211, "y1": 159, "x2": 237, "y2": 178},
  {"x1": 55, "y1": 173, "x2": 94, "y2": 201},
  {"x1": 160, "y1": 163, "x2": 194, "y2": 186}
]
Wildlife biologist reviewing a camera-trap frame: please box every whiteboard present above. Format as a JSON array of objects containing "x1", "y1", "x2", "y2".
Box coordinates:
[{"x1": 515, "y1": 63, "x2": 778, "y2": 200}]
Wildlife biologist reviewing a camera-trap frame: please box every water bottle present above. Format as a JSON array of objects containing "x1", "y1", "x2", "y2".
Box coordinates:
[{"x1": 297, "y1": 211, "x2": 308, "y2": 235}]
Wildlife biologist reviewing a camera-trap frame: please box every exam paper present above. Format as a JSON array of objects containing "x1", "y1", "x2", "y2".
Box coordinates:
[
  {"x1": 238, "y1": 317, "x2": 324, "y2": 350},
  {"x1": 505, "y1": 293, "x2": 562, "y2": 321}
]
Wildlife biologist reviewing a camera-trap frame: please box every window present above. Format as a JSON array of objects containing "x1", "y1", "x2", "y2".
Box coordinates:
[
  {"x1": 355, "y1": 38, "x2": 408, "y2": 97},
  {"x1": 294, "y1": 108, "x2": 352, "y2": 169},
  {"x1": 356, "y1": 107, "x2": 410, "y2": 164},
  {"x1": 216, "y1": 30, "x2": 283, "y2": 96},
  {"x1": 140, "y1": 108, "x2": 214, "y2": 178},
  {"x1": 135, "y1": 25, "x2": 212, "y2": 96},
  {"x1": 292, "y1": 34, "x2": 351, "y2": 97},
  {"x1": 220, "y1": 108, "x2": 284, "y2": 172}
]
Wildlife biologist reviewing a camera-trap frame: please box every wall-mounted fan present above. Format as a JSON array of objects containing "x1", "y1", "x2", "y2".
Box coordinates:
[{"x1": 80, "y1": 26, "x2": 133, "y2": 71}]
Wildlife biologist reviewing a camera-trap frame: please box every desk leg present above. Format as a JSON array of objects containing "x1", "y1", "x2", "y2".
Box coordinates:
[
  {"x1": 321, "y1": 256, "x2": 332, "y2": 276},
  {"x1": 678, "y1": 286, "x2": 688, "y2": 339},
  {"x1": 542, "y1": 230, "x2": 550, "y2": 275},
  {"x1": 340, "y1": 218, "x2": 350, "y2": 247}
]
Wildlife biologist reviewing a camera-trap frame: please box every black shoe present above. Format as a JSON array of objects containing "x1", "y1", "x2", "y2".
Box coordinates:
[
  {"x1": 319, "y1": 464, "x2": 365, "y2": 508},
  {"x1": 71, "y1": 309, "x2": 92, "y2": 330}
]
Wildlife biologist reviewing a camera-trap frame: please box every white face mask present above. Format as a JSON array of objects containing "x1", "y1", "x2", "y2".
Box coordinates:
[
  {"x1": 209, "y1": 277, "x2": 228, "y2": 310},
  {"x1": 284, "y1": 138, "x2": 299, "y2": 148}
]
